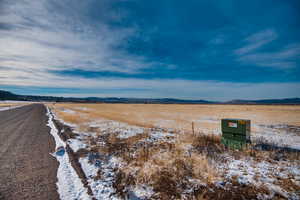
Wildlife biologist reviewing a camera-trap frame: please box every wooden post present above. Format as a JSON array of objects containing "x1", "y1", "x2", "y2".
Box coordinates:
[{"x1": 192, "y1": 122, "x2": 195, "y2": 136}]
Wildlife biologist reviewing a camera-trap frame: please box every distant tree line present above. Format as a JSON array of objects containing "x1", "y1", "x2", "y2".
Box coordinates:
[{"x1": 1, "y1": 90, "x2": 299, "y2": 104}]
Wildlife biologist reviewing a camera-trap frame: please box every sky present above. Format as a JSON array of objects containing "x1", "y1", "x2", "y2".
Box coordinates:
[{"x1": 0, "y1": 0, "x2": 300, "y2": 101}]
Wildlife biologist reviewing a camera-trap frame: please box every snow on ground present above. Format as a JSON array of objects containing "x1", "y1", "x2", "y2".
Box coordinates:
[
  {"x1": 144, "y1": 130, "x2": 175, "y2": 143},
  {"x1": 162, "y1": 115, "x2": 300, "y2": 150},
  {"x1": 196, "y1": 117, "x2": 219, "y2": 124},
  {"x1": 59, "y1": 108, "x2": 77, "y2": 114},
  {"x1": 53, "y1": 108, "x2": 300, "y2": 199},
  {"x1": 253, "y1": 124, "x2": 300, "y2": 150},
  {"x1": 0, "y1": 105, "x2": 23, "y2": 111},
  {"x1": 154, "y1": 119, "x2": 178, "y2": 129},
  {"x1": 84, "y1": 118, "x2": 299, "y2": 199},
  {"x1": 79, "y1": 156, "x2": 123, "y2": 200},
  {"x1": 158, "y1": 115, "x2": 300, "y2": 150},
  {"x1": 54, "y1": 105, "x2": 300, "y2": 151},
  {"x1": 74, "y1": 106, "x2": 91, "y2": 111},
  {"x1": 68, "y1": 138, "x2": 87, "y2": 152},
  {"x1": 219, "y1": 155, "x2": 300, "y2": 199},
  {"x1": 54, "y1": 116, "x2": 175, "y2": 199},
  {"x1": 128, "y1": 185, "x2": 154, "y2": 200},
  {"x1": 79, "y1": 154, "x2": 155, "y2": 200},
  {"x1": 46, "y1": 107, "x2": 91, "y2": 200},
  {"x1": 88, "y1": 119, "x2": 145, "y2": 139},
  {"x1": 0, "y1": 106, "x2": 13, "y2": 111},
  {"x1": 89, "y1": 118, "x2": 177, "y2": 141},
  {"x1": 0, "y1": 100, "x2": 41, "y2": 103}
]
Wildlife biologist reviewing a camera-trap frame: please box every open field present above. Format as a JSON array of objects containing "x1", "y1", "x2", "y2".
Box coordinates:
[
  {"x1": 49, "y1": 103, "x2": 300, "y2": 128},
  {"x1": 50, "y1": 103, "x2": 300, "y2": 149},
  {"x1": 47, "y1": 103, "x2": 300, "y2": 199}
]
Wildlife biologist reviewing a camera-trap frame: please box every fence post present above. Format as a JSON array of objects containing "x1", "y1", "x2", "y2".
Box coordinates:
[{"x1": 192, "y1": 122, "x2": 195, "y2": 136}]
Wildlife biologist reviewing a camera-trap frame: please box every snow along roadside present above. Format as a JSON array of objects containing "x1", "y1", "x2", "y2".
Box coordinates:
[
  {"x1": 0, "y1": 105, "x2": 24, "y2": 111},
  {"x1": 46, "y1": 106, "x2": 91, "y2": 200}
]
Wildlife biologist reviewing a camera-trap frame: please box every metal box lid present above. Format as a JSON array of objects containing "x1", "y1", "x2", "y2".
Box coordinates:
[{"x1": 221, "y1": 118, "x2": 250, "y2": 135}]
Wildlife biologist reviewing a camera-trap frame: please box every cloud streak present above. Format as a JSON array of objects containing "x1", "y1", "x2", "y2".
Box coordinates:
[
  {"x1": 1, "y1": 70, "x2": 300, "y2": 101},
  {"x1": 0, "y1": 0, "x2": 151, "y2": 74},
  {"x1": 1, "y1": 0, "x2": 299, "y2": 99},
  {"x1": 234, "y1": 29, "x2": 278, "y2": 55},
  {"x1": 237, "y1": 43, "x2": 300, "y2": 69},
  {"x1": 234, "y1": 29, "x2": 300, "y2": 69}
]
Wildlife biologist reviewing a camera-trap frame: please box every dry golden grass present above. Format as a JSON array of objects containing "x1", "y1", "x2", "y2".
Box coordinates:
[
  {"x1": 49, "y1": 103, "x2": 300, "y2": 199},
  {"x1": 117, "y1": 131, "x2": 220, "y2": 184},
  {"x1": 54, "y1": 110, "x2": 87, "y2": 124},
  {"x1": 49, "y1": 103, "x2": 300, "y2": 134},
  {"x1": 71, "y1": 116, "x2": 222, "y2": 199},
  {"x1": 110, "y1": 132, "x2": 221, "y2": 199},
  {"x1": 0, "y1": 103, "x2": 21, "y2": 107}
]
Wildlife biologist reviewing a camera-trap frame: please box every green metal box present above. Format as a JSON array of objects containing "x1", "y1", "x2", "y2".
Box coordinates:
[{"x1": 221, "y1": 119, "x2": 251, "y2": 149}]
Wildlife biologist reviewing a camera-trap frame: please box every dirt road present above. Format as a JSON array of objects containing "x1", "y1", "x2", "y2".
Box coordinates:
[{"x1": 0, "y1": 104, "x2": 59, "y2": 200}]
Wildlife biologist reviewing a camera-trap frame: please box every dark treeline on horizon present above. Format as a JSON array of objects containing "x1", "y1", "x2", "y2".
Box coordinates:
[{"x1": 1, "y1": 90, "x2": 300, "y2": 105}]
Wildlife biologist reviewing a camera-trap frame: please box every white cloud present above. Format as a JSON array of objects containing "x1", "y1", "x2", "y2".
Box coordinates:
[
  {"x1": 1, "y1": 68, "x2": 299, "y2": 101},
  {"x1": 1, "y1": 2, "x2": 299, "y2": 100},
  {"x1": 234, "y1": 29, "x2": 300, "y2": 69},
  {"x1": 0, "y1": 0, "x2": 151, "y2": 74},
  {"x1": 234, "y1": 29, "x2": 277, "y2": 55},
  {"x1": 237, "y1": 44, "x2": 300, "y2": 69}
]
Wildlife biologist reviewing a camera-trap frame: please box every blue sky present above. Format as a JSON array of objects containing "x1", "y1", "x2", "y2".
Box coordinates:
[{"x1": 0, "y1": 0, "x2": 300, "y2": 100}]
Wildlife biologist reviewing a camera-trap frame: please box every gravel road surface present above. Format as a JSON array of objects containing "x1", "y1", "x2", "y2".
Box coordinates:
[{"x1": 0, "y1": 104, "x2": 59, "y2": 200}]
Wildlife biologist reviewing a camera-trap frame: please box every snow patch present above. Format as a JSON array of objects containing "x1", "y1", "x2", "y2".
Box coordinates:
[
  {"x1": 68, "y1": 138, "x2": 87, "y2": 152},
  {"x1": 88, "y1": 119, "x2": 145, "y2": 139},
  {"x1": 128, "y1": 185, "x2": 154, "y2": 199},
  {"x1": 61, "y1": 108, "x2": 77, "y2": 114},
  {"x1": 145, "y1": 130, "x2": 175, "y2": 143},
  {"x1": 75, "y1": 106, "x2": 90, "y2": 111},
  {"x1": 79, "y1": 156, "x2": 123, "y2": 200},
  {"x1": 195, "y1": 117, "x2": 219, "y2": 124},
  {"x1": 79, "y1": 157, "x2": 99, "y2": 178},
  {"x1": 0, "y1": 105, "x2": 23, "y2": 111},
  {"x1": 221, "y1": 155, "x2": 300, "y2": 199},
  {"x1": 253, "y1": 124, "x2": 300, "y2": 150},
  {"x1": 46, "y1": 107, "x2": 91, "y2": 200}
]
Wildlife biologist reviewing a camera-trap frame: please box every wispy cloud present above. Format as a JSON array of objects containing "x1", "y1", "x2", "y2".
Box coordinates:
[
  {"x1": 234, "y1": 29, "x2": 300, "y2": 69},
  {"x1": 234, "y1": 29, "x2": 277, "y2": 55},
  {"x1": 0, "y1": 0, "x2": 152, "y2": 75},
  {"x1": 1, "y1": 1, "x2": 299, "y2": 99},
  {"x1": 237, "y1": 43, "x2": 300, "y2": 69},
  {"x1": 1, "y1": 68, "x2": 300, "y2": 100}
]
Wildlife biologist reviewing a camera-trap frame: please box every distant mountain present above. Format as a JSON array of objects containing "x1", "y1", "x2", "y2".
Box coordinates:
[
  {"x1": 85, "y1": 97, "x2": 212, "y2": 104},
  {"x1": 0, "y1": 90, "x2": 82, "y2": 102},
  {"x1": 225, "y1": 98, "x2": 300, "y2": 105},
  {"x1": 0, "y1": 90, "x2": 19, "y2": 100},
  {"x1": 0, "y1": 90, "x2": 299, "y2": 104},
  {"x1": 0, "y1": 90, "x2": 213, "y2": 104}
]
